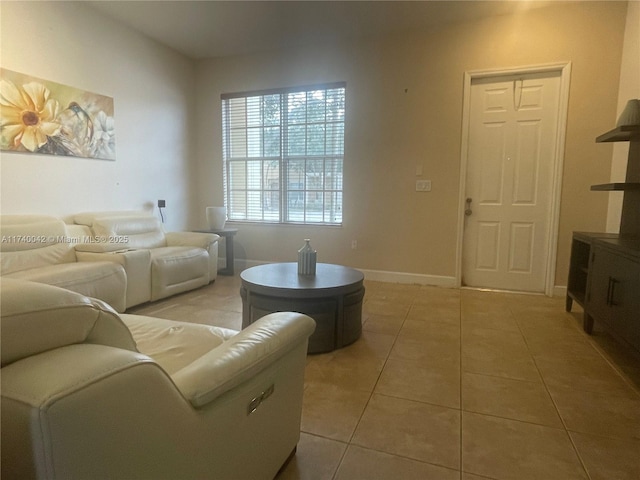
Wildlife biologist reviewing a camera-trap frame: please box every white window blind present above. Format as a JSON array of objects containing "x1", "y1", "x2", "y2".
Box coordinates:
[{"x1": 222, "y1": 83, "x2": 345, "y2": 225}]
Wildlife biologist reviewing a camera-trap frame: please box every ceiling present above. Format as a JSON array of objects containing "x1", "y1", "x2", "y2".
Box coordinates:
[{"x1": 87, "y1": 0, "x2": 555, "y2": 59}]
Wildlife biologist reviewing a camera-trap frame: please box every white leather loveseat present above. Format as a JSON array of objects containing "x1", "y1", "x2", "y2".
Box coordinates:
[
  {"x1": 73, "y1": 211, "x2": 219, "y2": 305},
  {"x1": 0, "y1": 215, "x2": 127, "y2": 311},
  {"x1": 1, "y1": 279, "x2": 316, "y2": 480}
]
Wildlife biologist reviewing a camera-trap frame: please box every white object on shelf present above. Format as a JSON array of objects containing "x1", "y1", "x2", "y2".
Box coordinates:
[{"x1": 206, "y1": 206, "x2": 226, "y2": 229}]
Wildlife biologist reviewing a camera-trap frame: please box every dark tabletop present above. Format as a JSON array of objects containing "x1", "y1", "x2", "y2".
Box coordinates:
[{"x1": 240, "y1": 262, "x2": 364, "y2": 297}]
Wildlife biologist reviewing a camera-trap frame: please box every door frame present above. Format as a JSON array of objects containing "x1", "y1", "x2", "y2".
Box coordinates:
[{"x1": 456, "y1": 62, "x2": 572, "y2": 296}]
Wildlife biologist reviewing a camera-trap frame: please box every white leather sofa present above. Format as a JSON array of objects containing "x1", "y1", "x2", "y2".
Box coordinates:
[
  {"x1": 73, "y1": 211, "x2": 219, "y2": 304},
  {"x1": 1, "y1": 279, "x2": 316, "y2": 480},
  {"x1": 0, "y1": 215, "x2": 127, "y2": 311}
]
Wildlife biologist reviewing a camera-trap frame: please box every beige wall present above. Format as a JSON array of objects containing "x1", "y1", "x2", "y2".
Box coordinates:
[
  {"x1": 607, "y1": 0, "x2": 640, "y2": 232},
  {"x1": 0, "y1": 1, "x2": 629, "y2": 289},
  {"x1": 195, "y1": 1, "x2": 628, "y2": 289},
  {"x1": 0, "y1": 1, "x2": 197, "y2": 231}
]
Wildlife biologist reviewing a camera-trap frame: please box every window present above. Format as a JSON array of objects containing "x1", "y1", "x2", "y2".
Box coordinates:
[{"x1": 222, "y1": 83, "x2": 345, "y2": 225}]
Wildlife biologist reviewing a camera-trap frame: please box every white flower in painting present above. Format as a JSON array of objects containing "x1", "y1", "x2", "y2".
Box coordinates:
[
  {"x1": 0, "y1": 80, "x2": 61, "y2": 151},
  {"x1": 90, "y1": 110, "x2": 115, "y2": 159}
]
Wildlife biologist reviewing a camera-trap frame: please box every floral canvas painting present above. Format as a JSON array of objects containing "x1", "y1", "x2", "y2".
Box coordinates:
[{"x1": 0, "y1": 69, "x2": 115, "y2": 160}]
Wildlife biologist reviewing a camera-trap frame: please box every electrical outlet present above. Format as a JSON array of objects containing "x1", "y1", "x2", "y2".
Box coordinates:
[
  {"x1": 416, "y1": 180, "x2": 431, "y2": 192},
  {"x1": 157, "y1": 199, "x2": 166, "y2": 208},
  {"x1": 351, "y1": 240, "x2": 357, "y2": 249}
]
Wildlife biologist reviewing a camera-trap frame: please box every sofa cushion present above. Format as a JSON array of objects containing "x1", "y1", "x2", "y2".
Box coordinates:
[
  {"x1": 0, "y1": 279, "x2": 136, "y2": 367},
  {"x1": 91, "y1": 215, "x2": 166, "y2": 249},
  {"x1": 120, "y1": 314, "x2": 235, "y2": 375},
  {"x1": 73, "y1": 210, "x2": 144, "y2": 227},
  {"x1": 6, "y1": 262, "x2": 127, "y2": 313},
  {"x1": 150, "y1": 247, "x2": 208, "y2": 282},
  {"x1": 1, "y1": 243, "x2": 75, "y2": 275},
  {"x1": 0, "y1": 216, "x2": 75, "y2": 275}
]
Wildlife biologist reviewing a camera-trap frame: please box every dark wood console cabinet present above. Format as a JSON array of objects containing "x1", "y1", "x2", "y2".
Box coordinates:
[
  {"x1": 566, "y1": 126, "x2": 640, "y2": 353},
  {"x1": 567, "y1": 233, "x2": 640, "y2": 352}
]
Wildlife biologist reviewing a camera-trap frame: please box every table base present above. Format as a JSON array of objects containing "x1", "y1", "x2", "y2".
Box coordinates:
[{"x1": 240, "y1": 287, "x2": 364, "y2": 354}]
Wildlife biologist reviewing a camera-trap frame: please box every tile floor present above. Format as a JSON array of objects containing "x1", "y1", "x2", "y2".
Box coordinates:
[{"x1": 130, "y1": 274, "x2": 640, "y2": 480}]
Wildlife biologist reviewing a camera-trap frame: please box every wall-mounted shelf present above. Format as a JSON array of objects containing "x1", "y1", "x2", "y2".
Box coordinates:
[
  {"x1": 596, "y1": 125, "x2": 640, "y2": 143},
  {"x1": 591, "y1": 124, "x2": 639, "y2": 237},
  {"x1": 590, "y1": 183, "x2": 640, "y2": 191}
]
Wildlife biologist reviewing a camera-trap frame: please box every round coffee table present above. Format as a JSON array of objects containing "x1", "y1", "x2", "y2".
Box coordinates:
[{"x1": 240, "y1": 263, "x2": 365, "y2": 353}]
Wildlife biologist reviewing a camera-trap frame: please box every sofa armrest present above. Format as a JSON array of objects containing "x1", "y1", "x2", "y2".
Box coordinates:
[
  {"x1": 75, "y1": 249, "x2": 152, "y2": 308},
  {"x1": 172, "y1": 312, "x2": 315, "y2": 408},
  {"x1": 165, "y1": 232, "x2": 219, "y2": 250},
  {"x1": 1, "y1": 344, "x2": 154, "y2": 407},
  {"x1": 1, "y1": 344, "x2": 170, "y2": 479}
]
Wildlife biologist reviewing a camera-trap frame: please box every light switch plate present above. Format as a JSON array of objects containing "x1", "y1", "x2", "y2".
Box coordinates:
[{"x1": 416, "y1": 180, "x2": 431, "y2": 192}]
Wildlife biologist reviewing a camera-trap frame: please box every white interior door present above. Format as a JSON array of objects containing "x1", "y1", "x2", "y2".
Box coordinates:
[{"x1": 462, "y1": 71, "x2": 561, "y2": 293}]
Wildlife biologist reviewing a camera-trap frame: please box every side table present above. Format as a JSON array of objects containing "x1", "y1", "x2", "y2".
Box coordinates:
[{"x1": 194, "y1": 228, "x2": 238, "y2": 275}]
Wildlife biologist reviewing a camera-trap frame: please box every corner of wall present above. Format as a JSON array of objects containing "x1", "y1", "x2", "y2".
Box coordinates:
[{"x1": 607, "y1": 1, "x2": 640, "y2": 233}]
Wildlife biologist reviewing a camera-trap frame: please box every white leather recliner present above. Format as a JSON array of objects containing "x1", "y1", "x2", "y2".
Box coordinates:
[{"x1": 1, "y1": 279, "x2": 315, "y2": 480}]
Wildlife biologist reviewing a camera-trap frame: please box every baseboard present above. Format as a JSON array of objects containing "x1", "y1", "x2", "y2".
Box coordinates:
[
  {"x1": 553, "y1": 285, "x2": 567, "y2": 298},
  {"x1": 234, "y1": 259, "x2": 457, "y2": 287},
  {"x1": 359, "y1": 268, "x2": 457, "y2": 287},
  {"x1": 235, "y1": 258, "x2": 270, "y2": 270},
  {"x1": 229, "y1": 258, "x2": 565, "y2": 295},
  {"x1": 219, "y1": 258, "x2": 268, "y2": 270}
]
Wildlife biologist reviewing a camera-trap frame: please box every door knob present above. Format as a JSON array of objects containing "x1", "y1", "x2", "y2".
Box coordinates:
[{"x1": 465, "y1": 197, "x2": 473, "y2": 216}]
